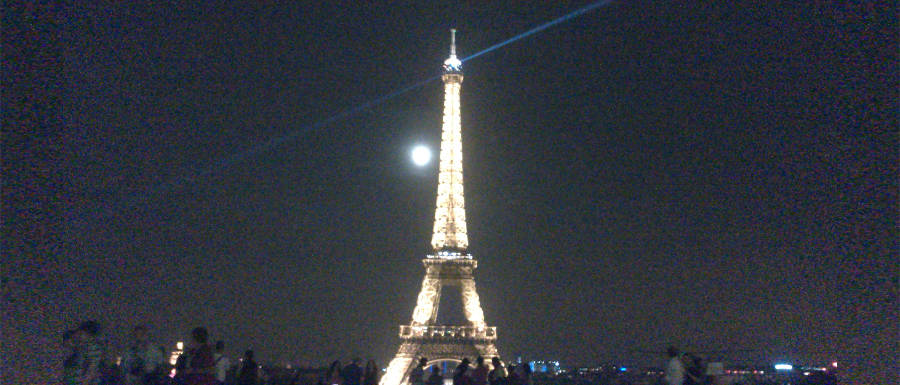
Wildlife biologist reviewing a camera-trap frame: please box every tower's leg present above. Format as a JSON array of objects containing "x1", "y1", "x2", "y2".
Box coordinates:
[
  {"x1": 460, "y1": 279, "x2": 485, "y2": 327},
  {"x1": 475, "y1": 343, "x2": 500, "y2": 360},
  {"x1": 411, "y1": 277, "x2": 442, "y2": 325},
  {"x1": 380, "y1": 342, "x2": 419, "y2": 385}
]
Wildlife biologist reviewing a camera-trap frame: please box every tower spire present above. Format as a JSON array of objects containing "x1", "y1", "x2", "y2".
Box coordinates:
[
  {"x1": 442, "y1": 28, "x2": 462, "y2": 74},
  {"x1": 450, "y1": 28, "x2": 457, "y2": 56},
  {"x1": 432, "y1": 28, "x2": 467, "y2": 256}
]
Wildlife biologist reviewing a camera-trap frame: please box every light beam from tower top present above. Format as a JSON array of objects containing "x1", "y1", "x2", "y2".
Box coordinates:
[{"x1": 87, "y1": 4, "x2": 615, "y2": 225}]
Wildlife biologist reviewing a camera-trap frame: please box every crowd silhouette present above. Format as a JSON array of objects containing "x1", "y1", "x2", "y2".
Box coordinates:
[
  {"x1": 60, "y1": 320, "x2": 536, "y2": 385},
  {"x1": 405, "y1": 356, "x2": 532, "y2": 385},
  {"x1": 68, "y1": 320, "x2": 827, "y2": 385}
]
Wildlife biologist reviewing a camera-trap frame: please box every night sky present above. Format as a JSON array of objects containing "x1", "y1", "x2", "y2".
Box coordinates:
[{"x1": 4, "y1": 2, "x2": 897, "y2": 384}]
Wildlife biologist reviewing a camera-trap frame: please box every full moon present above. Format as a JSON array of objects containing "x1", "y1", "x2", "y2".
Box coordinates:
[{"x1": 411, "y1": 145, "x2": 432, "y2": 166}]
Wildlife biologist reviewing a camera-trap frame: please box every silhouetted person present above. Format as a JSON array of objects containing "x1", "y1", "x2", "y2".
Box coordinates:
[
  {"x1": 238, "y1": 350, "x2": 258, "y2": 385},
  {"x1": 364, "y1": 360, "x2": 380, "y2": 385},
  {"x1": 683, "y1": 354, "x2": 705, "y2": 385},
  {"x1": 175, "y1": 353, "x2": 189, "y2": 384},
  {"x1": 426, "y1": 366, "x2": 443, "y2": 385},
  {"x1": 411, "y1": 357, "x2": 429, "y2": 385},
  {"x1": 488, "y1": 358, "x2": 506, "y2": 385},
  {"x1": 213, "y1": 341, "x2": 231, "y2": 385},
  {"x1": 664, "y1": 346, "x2": 684, "y2": 385},
  {"x1": 326, "y1": 360, "x2": 343, "y2": 385},
  {"x1": 77, "y1": 321, "x2": 104, "y2": 385},
  {"x1": 123, "y1": 325, "x2": 165, "y2": 385},
  {"x1": 186, "y1": 327, "x2": 216, "y2": 385},
  {"x1": 99, "y1": 343, "x2": 123, "y2": 385},
  {"x1": 63, "y1": 330, "x2": 79, "y2": 385},
  {"x1": 453, "y1": 358, "x2": 472, "y2": 385},
  {"x1": 342, "y1": 358, "x2": 363, "y2": 385},
  {"x1": 506, "y1": 364, "x2": 519, "y2": 385},
  {"x1": 472, "y1": 356, "x2": 489, "y2": 385},
  {"x1": 520, "y1": 363, "x2": 532, "y2": 385}
]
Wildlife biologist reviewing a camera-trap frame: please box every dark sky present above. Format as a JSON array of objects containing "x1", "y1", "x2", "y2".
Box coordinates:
[{"x1": 3, "y1": 1, "x2": 897, "y2": 384}]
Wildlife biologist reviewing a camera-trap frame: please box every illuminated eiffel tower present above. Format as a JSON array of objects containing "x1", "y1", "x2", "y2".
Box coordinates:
[{"x1": 380, "y1": 29, "x2": 499, "y2": 385}]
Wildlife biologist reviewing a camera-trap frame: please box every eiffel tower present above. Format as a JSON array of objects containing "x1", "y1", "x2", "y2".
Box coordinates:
[{"x1": 380, "y1": 29, "x2": 500, "y2": 385}]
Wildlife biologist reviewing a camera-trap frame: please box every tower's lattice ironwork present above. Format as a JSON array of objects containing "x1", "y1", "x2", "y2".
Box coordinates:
[{"x1": 380, "y1": 30, "x2": 500, "y2": 385}]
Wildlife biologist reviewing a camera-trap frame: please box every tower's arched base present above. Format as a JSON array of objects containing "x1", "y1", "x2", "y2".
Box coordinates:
[
  {"x1": 380, "y1": 258, "x2": 500, "y2": 385},
  {"x1": 381, "y1": 339, "x2": 499, "y2": 385}
]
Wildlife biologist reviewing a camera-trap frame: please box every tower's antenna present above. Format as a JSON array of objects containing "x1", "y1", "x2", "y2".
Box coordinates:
[{"x1": 450, "y1": 28, "x2": 457, "y2": 56}]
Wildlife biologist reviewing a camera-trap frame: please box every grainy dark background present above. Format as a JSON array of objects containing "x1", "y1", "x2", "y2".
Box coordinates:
[{"x1": 3, "y1": 1, "x2": 896, "y2": 384}]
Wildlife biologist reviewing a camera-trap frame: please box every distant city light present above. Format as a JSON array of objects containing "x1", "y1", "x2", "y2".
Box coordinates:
[
  {"x1": 774, "y1": 364, "x2": 793, "y2": 371},
  {"x1": 411, "y1": 145, "x2": 431, "y2": 166},
  {"x1": 168, "y1": 341, "x2": 185, "y2": 378},
  {"x1": 528, "y1": 360, "x2": 561, "y2": 374}
]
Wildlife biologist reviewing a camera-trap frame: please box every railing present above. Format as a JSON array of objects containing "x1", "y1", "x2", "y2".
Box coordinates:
[
  {"x1": 428, "y1": 250, "x2": 473, "y2": 260},
  {"x1": 399, "y1": 325, "x2": 497, "y2": 340}
]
